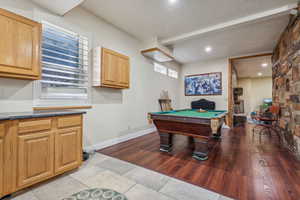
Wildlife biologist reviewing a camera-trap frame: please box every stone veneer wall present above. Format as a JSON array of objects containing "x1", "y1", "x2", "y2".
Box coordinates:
[{"x1": 272, "y1": 3, "x2": 300, "y2": 158}]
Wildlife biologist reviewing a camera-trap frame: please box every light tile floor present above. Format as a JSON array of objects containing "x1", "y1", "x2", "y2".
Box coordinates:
[{"x1": 8, "y1": 153, "x2": 234, "y2": 200}]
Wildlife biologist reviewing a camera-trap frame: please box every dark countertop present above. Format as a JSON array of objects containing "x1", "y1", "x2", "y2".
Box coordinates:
[{"x1": 0, "y1": 110, "x2": 86, "y2": 121}]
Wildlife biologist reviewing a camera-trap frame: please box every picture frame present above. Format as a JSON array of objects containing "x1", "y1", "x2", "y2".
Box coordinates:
[{"x1": 185, "y1": 72, "x2": 222, "y2": 96}]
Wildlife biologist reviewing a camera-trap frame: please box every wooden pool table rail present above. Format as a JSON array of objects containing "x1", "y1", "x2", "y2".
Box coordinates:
[
  {"x1": 153, "y1": 120, "x2": 212, "y2": 140},
  {"x1": 150, "y1": 109, "x2": 227, "y2": 119}
]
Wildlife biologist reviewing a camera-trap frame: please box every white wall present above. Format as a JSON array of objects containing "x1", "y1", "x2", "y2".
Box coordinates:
[
  {"x1": 237, "y1": 77, "x2": 272, "y2": 114},
  {"x1": 0, "y1": 0, "x2": 181, "y2": 149},
  {"x1": 179, "y1": 58, "x2": 229, "y2": 110}
]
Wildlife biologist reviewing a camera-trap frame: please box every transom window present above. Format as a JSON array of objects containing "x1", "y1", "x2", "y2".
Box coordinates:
[
  {"x1": 154, "y1": 63, "x2": 178, "y2": 79},
  {"x1": 154, "y1": 63, "x2": 167, "y2": 75},
  {"x1": 168, "y1": 68, "x2": 178, "y2": 79}
]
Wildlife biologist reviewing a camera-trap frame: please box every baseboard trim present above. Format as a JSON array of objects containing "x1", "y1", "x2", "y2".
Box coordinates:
[{"x1": 84, "y1": 127, "x2": 156, "y2": 152}]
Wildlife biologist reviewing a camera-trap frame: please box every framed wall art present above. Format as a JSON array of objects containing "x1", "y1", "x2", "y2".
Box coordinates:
[{"x1": 185, "y1": 72, "x2": 222, "y2": 96}]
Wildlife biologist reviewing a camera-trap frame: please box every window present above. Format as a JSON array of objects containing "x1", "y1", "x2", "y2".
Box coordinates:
[
  {"x1": 154, "y1": 63, "x2": 167, "y2": 75},
  {"x1": 34, "y1": 22, "x2": 89, "y2": 107},
  {"x1": 168, "y1": 69, "x2": 178, "y2": 79}
]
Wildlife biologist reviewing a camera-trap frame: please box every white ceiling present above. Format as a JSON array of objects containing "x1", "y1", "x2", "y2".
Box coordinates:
[
  {"x1": 80, "y1": 0, "x2": 297, "y2": 64},
  {"x1": 234, "y1": 55, "x2": 272, "y2": 78},
  {"x1": 82, "y1": 0, "x2": 296, "y2": 41},
  {"x1": 172, "y1": 14, "x2": 289, "y2": 63}
]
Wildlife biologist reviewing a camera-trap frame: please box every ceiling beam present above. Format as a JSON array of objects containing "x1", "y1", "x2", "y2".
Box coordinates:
[{"x1": 160, "y1": 3, "x2": 297, "y2": 45}]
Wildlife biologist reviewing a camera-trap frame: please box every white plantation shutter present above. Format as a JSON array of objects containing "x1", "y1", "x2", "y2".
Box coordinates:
[{"x1": 34, "y1": 22, "x2": 89, "y2": 106}]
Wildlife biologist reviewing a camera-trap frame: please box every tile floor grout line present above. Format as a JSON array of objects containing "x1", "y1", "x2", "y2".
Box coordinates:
[
  {"x1": 68, "y1": 168, "x2": 138, "y2": 197},
  {"x1": 158, "y1": 190, "x2": 179, "y2": 200},
  {"x1": 99, "y1": 153, "x2": 181, "y2": 183},
  {"x1": 123, "y1": 182, "x2": 138, "y2": 194},
  {"x1": 67, "y1": 174, "x2": 92, "y2": 190},
  {"x1": 92, "y1": 155, "x2": 179, "y2": 199},
  {"x1": 158, "y1": 177, "x2": 171, "y2": 192},
  {"x1": 30, "y1": 190, "x2": 41, "y2": 200},
  {"x1": 122, "y1": 165, "x2": 171, "y2": 192}
]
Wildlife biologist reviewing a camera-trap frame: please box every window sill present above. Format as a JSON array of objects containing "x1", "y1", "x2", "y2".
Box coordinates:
[{"x1": 33, "y1": 105, "x2": 92, "y2": 111}]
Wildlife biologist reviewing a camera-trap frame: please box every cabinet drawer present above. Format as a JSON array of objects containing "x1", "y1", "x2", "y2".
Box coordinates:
[
  {"x1": 57, "y1": 115, "x2": 82, "y2": 128},
  {"x1": 0, "y1": 123, "x2": 4, "y2": 137},
  {"x1": 18, "y1": 119, "x2": 52, "y2": 134}
]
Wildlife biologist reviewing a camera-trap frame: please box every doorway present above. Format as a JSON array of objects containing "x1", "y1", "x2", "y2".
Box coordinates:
[{"x1": 228, "y1": 53, "x2": 273, "y2": 127}]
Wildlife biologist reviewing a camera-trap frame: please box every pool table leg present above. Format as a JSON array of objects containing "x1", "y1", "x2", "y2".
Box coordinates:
[
  {"x1": 159, "y1": 132, "x2": 173, "y2": 152},
  {"x1": 193, "y1": 138, "x2": 209, "y2": 161},
  {"x1": 212, "y1": 127, "x2": 222, "y2": 139},
  {"x1": 211, "y1": 118, "x2": 222, "y2": 139}
]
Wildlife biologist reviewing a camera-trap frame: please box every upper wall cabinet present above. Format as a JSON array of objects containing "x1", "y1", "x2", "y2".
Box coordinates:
[
  {"x1": 0, "y1": 8, "x2": 41, "y2": 80},
  {"x1": 93, "y1": 47, "x2": 130, "y2": 89}
]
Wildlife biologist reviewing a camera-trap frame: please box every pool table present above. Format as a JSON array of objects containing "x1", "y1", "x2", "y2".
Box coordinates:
[{"x1": 149, "y1": 109, "x2": 227, "y2": 161}]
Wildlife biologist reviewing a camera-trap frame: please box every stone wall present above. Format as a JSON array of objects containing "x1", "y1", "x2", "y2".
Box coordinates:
[{"x1": 272, "y1": 3, "x2": 300, "y2": 158}]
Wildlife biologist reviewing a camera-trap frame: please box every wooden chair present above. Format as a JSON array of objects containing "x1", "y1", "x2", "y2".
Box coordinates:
[
  {"x1": 148, "y1": 99, "x2": 173, "y2": 124},
  {"x1": 159, "y1": 99, "x2": 173, "y2": 112},
  {"x1": 252, "y1": 105, "x2": 281, "y2": 142}
]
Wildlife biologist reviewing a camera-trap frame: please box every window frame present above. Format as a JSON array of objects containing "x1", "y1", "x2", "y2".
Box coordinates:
[
  {"x1": 154, "y1": 62, "x2": 167, "y2": 75},
  {"x1": 33, "y1": 21, "x2": 90, "y2": 108},
  {"x1": 168, "y1": 68, "x2": 178, "y2": 79}
]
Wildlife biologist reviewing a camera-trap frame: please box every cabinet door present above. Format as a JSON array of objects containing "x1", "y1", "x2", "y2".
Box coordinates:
[
  {"x1": 0, "y1": 138, "x2": 3, "y2": 198},
  {"x1": 102, "y1": 48, "x2": 119, "y2": 85},
  {"x1": 2, "y1": 121, "x2": 17, "y2": 196},
  {"x1": 101, "y1": 48, "x2": 130, "y2": 88},
  {"x1": 17, "y1": 131, "x2": 54, "y2": 189},
  {"x1": 0, "y1": 8, "x2": 41, "y2": 80},
  {"x1": 0, "y1": 123, "x2": 4, "y2": 198},
  {"x1": 117, "y1": 56, "x2": 130, "y2": 88},
  {"x1": 55, "y1": 127, "x2": 82, "y2": 174}
]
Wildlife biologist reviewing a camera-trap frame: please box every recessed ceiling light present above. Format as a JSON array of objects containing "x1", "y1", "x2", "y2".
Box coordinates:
[
  {"x1": 205, "y1": 46, "x2": 212, "y2": 53},
  {"x1": 261, "y1": 63, "x2": 268, "y2": 67},
  {"x1": 168, "y1": 0, "x2": 177, "y2": 4},
  {"x1": 258, "y1": 72, "x2": 263, "y2": 76}
]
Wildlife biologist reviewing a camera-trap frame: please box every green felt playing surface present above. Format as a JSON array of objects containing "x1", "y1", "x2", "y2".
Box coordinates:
[{"x1": 155, "y1": 110, "x2": 226, "y2": 118}]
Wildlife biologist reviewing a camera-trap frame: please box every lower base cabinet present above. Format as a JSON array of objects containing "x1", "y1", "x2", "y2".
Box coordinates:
[
  {"x1": 55, "y1": 127, "x2": 82, "y2": 174},
  {"x1": 17, "y1": 131, "x2": 54, "y2": 189},
  {"x1": 0, "y1": 114, "x2": 83, "y2": 199},
  {"x1": 0, "y1": 135, "x2": 3, "y2": 197}
]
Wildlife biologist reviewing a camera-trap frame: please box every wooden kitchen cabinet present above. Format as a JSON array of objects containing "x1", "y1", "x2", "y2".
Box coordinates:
[
  {"x1": 0, "y1": 123, "x2": 4, "y2": 197},
  {"x1": 55, "y1": 115, "x2": 82, "y2": 174},
  {"x1": 97, "y1": 47, "x2": 130, "y2": 88},
  {"x1": 17, "y1": 131, "x2": 54, "y2": 189},
  {"x1": 55, "y1": 127, "x2": 82, "y2": 174},
  {"x1": 2, "y1": 121, "x2": 17, "y2": 197},
  {"x1": 117, "y1": 55, "x2": 130, "y2": 87},
  {"x1": 102, "y1": 48, "x2": 119, "y2": 86},
  {"x1": 0, "y1": 113, "x2": 84, "y2": 199},
  {"x1": 0, "y1": 8, "x2": 41, "y2": 80}
]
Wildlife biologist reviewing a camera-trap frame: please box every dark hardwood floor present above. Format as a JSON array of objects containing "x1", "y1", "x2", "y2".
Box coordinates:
[{"x1": 98, "y1": 124, "x2": 300, "y2": 200}]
